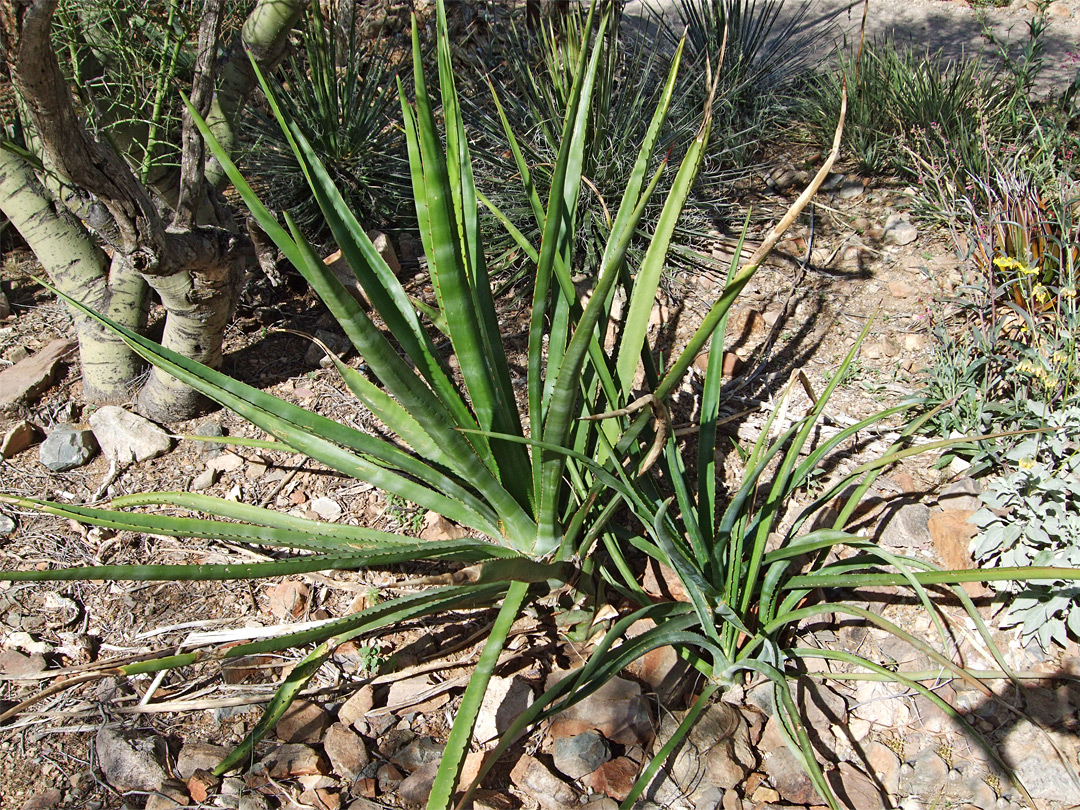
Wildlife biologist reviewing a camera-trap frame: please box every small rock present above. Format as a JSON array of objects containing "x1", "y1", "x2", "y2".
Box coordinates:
[
  {"x1": 928, "y1": 508, "x2": 979, "y2": 572},
  {"x1": 838, "y1": 179, "x2": 865, "y2": 199},
  {"x1": 826, "y1": 762, "x2": 884, "y2": 810},
  {"x1": 209, "y1": 452, "x2": 245, "y2": 473},
  {"x1": 258, "y1": 743, "x2": 328, "y2": 778},
  {"x1": 1, "y1": 420, "x2": 39, "y2": 458},
  {"x1": 0, "y1": 338, "x2": 77, "y2": 411},
  {"x1": 266, "y1": 580, "x2": 309, "y2": 620},
  {"x1": 194, "y1": 419, "x2": 226, "y2": 459},
  {"x1": 177, "y1": 742, "x2": 230, "y2": 779},
  {"x1": 368, "y1": 230, "x2": 402, "y2": 275},
  {"x1": 391, "y1": 737, "x2": 444, "y2": 773},
  {"x1": 0, "y1": 289, "x2": 9, "y2": 320},
  {"x1": 759, "y1": 715, "x2": 818, "y2": 804},
  {"x1": 509, "y1": 755, "x2": 578, "y2": 810},
  {"x1": 376, "y1": 763, "x2": 403, "y2": 793},
  {"x1": 239, "y1": 793, "x2": 271, "y2": 810},
  {"x1": 553, "y1": 731, "x2": 609, "y2": 779},
  {"x1": 419, "y1": 511, "x2": 468, "y2": 541},
  {"x1": 883, "y1": 214, "x2": 918, "y2": 246},
  {"x1": 397, "y1": 760, "x2": 439, "y2": 805},
  {"x1": 89, "y1": 406, "x2": 172, "y2": 463},
  {"x1": 186, "y1": 769, "x2": 219, "y2": 803},
  {"x1": 323, "y1": 723, "x2": 368, "y2": 781},
  {"x1": 191, "y1": 466, "x2": 218, "y2": 491},
  {"x1": 903, "y1": 333, "x2": 926, "y2": 351},
  {"x1": 887, "y1": 280, "x2": 914, "y2": 299},
  {"x1": 0, "y1": 649, "x2": 46, "y2": 677},
  {"x1": 39, "y1": 426, "x2": 98, "y2": 471},
  {"x1": 144, "y1": 778, "x2": 189, "y2": 810},
  {"x1": 398, "y1": 233, "x2": 423, "y2": 265},
  {"x1": 19, "y1": 788, "x2": 63, "y2": 810},
  {"x1": 338, "y1": 686, "x2": 374, "y2": 729},
  {"x1": 275, "y1": 699, "x2": 331, "y2": 744},
  {"x1": 305, "y1": 329, "x2": 353, "y2": 368},
  {"x1": 580, "y1": 800, "x2": 619, "y2": 810},
  {"x1": 851, "y1": 679, "x2": 911, "y2": 727},
  {"x1": 546, "y1": 673, "x2": 653, "y2": 746},
  {"x1": 900, "y1": 747, "x2": 949, "y2": 797},
  {"x1": 580, "y1": 757, "x2": 638, "y2": 802},
  {"x1": 864, "y1": 741, "x2": 901, "y2": 795},
  {"x1": 474, "y1": 674, "x2": 534, "y2": 744},
  {"x1": 624, "y1": 619, "x2": 690, "y2": 704},
  {"x1": 938, "y1": 477, "x2": 982, "y2": 512},
  {"x1": 878, "y1": 502, "x2": 932, "y2": 549},
  {"x1": 310, "y1": 497, "x2": 343, "y2": 522},
  {"x1": 95, "y1": 727, "x2": 168, "y2": 793},
  {"x1": 0, "y1": 513, "x2": 14, "y2": 536}
]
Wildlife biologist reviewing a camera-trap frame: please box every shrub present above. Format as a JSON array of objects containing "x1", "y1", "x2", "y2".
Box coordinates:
[
  {"x1": 241, "y1": 2, "x2": 411, "y2": 244},
  {"x1": 972, "y1": 403, "x2": 1080, "y2": 651}
]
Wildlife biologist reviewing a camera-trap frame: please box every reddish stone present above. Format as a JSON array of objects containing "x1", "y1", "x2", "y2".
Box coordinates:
[
  {"x1": 0, "y1": 339, "x2": 77, "y2": 411},
  {"x1": 580, "y1": 757, "x2": 639, "y2": 802}
]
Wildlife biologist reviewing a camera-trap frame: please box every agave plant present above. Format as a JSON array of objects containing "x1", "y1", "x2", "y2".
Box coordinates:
[{"x1": 0, "y1": 1, "x2": 741, "y2": 804}]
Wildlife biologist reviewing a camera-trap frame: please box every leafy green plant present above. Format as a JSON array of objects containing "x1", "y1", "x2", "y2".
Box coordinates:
[
  {"x1": 1, "y1": 2, "x2": 753, "y2": 804},
  {"x1": 241, "y1": 2, "x2": 411, "y2": 243},
  {"x1": 922, "y1": 166, "x2": 1079, "y2": 462},
  {"x1": 807, "y1": 36, "x2": 1022, "y2": 181},
  {"x1": 472, "y1": 3, "x2": 705, "y2": 280},
  {"x1": 971, "y1": 403, "x2": 1080, "y2": 651},
  {"x1": 669, "y1": 0, "x2": 829, "y2": 176}
]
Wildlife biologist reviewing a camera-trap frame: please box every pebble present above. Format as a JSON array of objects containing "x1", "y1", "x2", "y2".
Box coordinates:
[
  {"x1": 510, "y1": 755, "x2": 578, "y2": 810},
  {"x1": 1, "y1": 420, "x2": 39, "y2": 458},
  {"x1": 191, "y1": 466, "x2": 218, "y2": 491},
  {"x1": 474, "y1": 674, "x2": 534, "y2": 744},
  {"x1": 0, "y1": 513, "x2": 15, "y2": 537},
  {"x1": 553, "y1": 731, "x2": 609, "y2": 779},
  {"x1": 311, "y1": 497, "x2": 343, "y2": 522},
  {"x1": 95, "y1": 727, "x2": 168, "y2": 793},
  {"x1": 545, "y1": 673, "x2": 653, "y2": 746},
  {"x1": 839, "y1": 179, "x2": 866, "y2": 199},
  {"x1": 39, "y1": 425, "x2": 98, "y2": 471},
  {"x1": 884, "y1": 214, "x2": 919, "y2": 246},
  {"x1": 878, "y1": 501, "x2": 932, "y2": 550},
  {"x1": 89, "y1": 406, "x2": 172, "y2": 463},
  {"x1": 0, "y1": 339, "x2": 77, "y2": 411},
  {"x1": 274, "y1": 699, "x2": 331, "y2": 743},
  {"x1": 323, "y1": 723, "x2": 369, "y2": 781},
  {"x1": 176, "y1": 742, "x2": 229, "y2": 779}
]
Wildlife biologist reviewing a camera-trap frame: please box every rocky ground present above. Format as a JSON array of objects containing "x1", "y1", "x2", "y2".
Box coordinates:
[{"x1": 3, "y1": 2, "x2": 1080, "y2": 810}]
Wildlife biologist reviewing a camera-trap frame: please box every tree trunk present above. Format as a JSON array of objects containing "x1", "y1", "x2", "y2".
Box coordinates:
[
  {"x1": 0, "y1": 0, "x2": 302, "y2": 422},
  {"x1": 0, "y1": 147, "x2": 148, "y2": 402}
]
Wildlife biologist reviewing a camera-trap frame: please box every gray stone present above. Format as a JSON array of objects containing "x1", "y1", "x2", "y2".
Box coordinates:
[
  {"x1": 877, "y1": 502, "x2": 932, "y2": 549},
  {"x1": 391, "y1": 736, "x2": 444, "y2": 772},
  {"x1": 191, "y1": 466, "x2": 218, "y2": 491},
  {"x1": 0, "y1": 339, "x2": 77, "y2": 411},
  {"x1": 474, "y1": 674, "x2": 535, "y2": 744},
  {"x1": 95, "y1": 727, "x2": 168, "y2": 793},
  {"x1": 19, "y1": 789, "x2": 63, "y2": 810},
  {"x1": 901, "y1": 747, "x2": 949, "y2": 798},
  {"x1": 0, "y1": 513, "x2": 15, "y2": 537},
  {"x1": 194, "y1": 419, "x2": 226, "y2": 459},
  {"x1": 305, "y1": 329, "x2": 353, "y2": 368},
  {"x1": 337, "y1": 685, "x2": 374, "y2": 729},
  {"x1": 90, "y1": 406, "x2": 172, "y2": 463},
  {"x1": 938, "y1": 477, "x2": 983, "y2": 512},
  {"x1": 2, "y1": 420, "x2": 40, "y2": 458},
  {"x1": 838, "y1": 179, "x2": 865, "y2": 199},
  {"x1": 759, "y1": 715, "x2": 818, "y2": 805},
  {"x1": 884, "y1": 214, "x2": 918, "y2": 246},
  {"x1": 510, "y1": 755, "x2": 578, "y2": 810},
  {"x1": 176, "y1": 741, "x2": 229, "y2": 778},
  {"x1": 0, "y1": 289, "x2": 10, "y2": 320},
  {"x1": 553, "y1": 731, "x2": 609, "y2": 779},
  {"x1": 397, "y1": 760, "x2": 439, "y2": 805},
  {"x1": 323, "y1": 723, "x2": 369, "y2": 780},
  {"x1": 238, "y1": 793, "x2": 270, "y2": 810},
  {"x1": 546, "y1": 673, "x2": 653, "y2": 746},
  {"x1": 39, "y1": 426, "x2": 98, "y2": 471}
]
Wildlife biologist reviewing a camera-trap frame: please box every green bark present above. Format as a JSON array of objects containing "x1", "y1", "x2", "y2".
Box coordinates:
[{"x1": 0, "y1": 146, "x2": 148, "y2": 403}]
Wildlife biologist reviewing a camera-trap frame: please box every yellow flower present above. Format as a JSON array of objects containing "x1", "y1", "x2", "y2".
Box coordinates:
[
  {"x1": 1033, "y1": 284, "x2": 1051, "y2": 304},
  {"x1": 1018, "y1": 457, "x2": 1036, "y2": 470},
  {"x1": 1053, "y1": 350, "x2": 1069, "y2": 365},
  {"x1": 1063, "y1": 287, "x2": 1077, "y2": 299},
  {"x1": 993, "y1": 255, "x2": 1039, "y2": 276}
]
